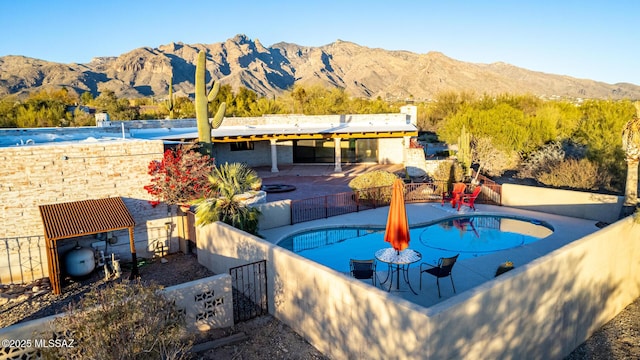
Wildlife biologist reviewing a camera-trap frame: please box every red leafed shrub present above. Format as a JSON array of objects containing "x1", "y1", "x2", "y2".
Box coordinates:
[{"x1": 144, "y1": 144, "x2": 215, "y2": 206}]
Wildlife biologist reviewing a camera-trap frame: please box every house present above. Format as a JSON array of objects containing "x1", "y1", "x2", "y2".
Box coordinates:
[
  {"x1": 0, "y1": 106, "x2": 420, "y2": 286},
  {"x1": 127, "y1": 104, "x2": 419, "y2": 172}
]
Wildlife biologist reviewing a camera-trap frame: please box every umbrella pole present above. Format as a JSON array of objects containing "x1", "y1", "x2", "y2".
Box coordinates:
[{"x1": 396, "y1": 250, "x2": 400, "y2": 290}]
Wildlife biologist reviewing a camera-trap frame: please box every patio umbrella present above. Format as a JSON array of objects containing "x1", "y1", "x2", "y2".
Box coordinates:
[{"x1": 384, "y1": 178, "x2": 410, "y2": 252}]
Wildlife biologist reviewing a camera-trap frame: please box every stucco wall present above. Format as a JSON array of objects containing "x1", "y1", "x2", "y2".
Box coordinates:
[
  {"x1": 501, "y1": 183, "x2": 624, "y2": 223},
  {"x1": 212, "y1": 140, "x2": 294, "y2": 167},
  {"x1": 0, "y1": 140, "x2": 178, "y2": 284},
  {"x1": 195, "y1": 216, "x2": 640, "y2": 359},
  {"x1": 256, "y1": 200, "x2": 292, "y2": 231},
  {"x1": 378, "y1": 137, "x2": 405, "y2": 164}
]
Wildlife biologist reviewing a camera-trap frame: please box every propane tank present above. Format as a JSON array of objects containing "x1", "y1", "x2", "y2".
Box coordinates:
[{"x1": 65, "y1": 244, "x2": 96, "y2": 277}]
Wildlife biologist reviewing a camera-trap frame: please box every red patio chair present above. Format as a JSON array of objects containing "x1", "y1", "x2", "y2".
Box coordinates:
[
  {"x1": 441, "y1": 182, "x2": 466, "y2": 208},
  {"x1": 457, "y1": 185, "x2": 483, "y2": 211}
]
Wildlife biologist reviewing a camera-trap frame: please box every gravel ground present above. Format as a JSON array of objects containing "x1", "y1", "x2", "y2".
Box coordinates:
[{"x1": 1, "y1": 252, "x2": 638, "y2": 359}]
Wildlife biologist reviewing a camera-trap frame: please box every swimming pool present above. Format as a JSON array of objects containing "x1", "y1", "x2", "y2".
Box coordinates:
[{"x1": 276, "y1": 214, "x2": 554, "y2": 273}]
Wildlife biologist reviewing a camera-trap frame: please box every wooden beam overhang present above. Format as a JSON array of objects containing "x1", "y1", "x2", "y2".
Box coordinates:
[{"x1": 210, "y1": 130, "x2": 418, "y2": 143}]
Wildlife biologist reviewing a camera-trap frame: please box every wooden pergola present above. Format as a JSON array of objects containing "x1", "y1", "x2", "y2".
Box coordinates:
[{"x1": 38, "y1": 197, "x2": 138, "y2": 295}]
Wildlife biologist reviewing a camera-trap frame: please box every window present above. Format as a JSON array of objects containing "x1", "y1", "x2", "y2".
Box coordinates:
[{"x1": 230, "y1": 141, "x2": 254, "y2": 151}]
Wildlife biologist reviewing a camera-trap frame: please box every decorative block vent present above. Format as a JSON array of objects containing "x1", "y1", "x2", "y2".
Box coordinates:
[{"x1": 194, "y1": 289, "x2": 225, "y2": 321}]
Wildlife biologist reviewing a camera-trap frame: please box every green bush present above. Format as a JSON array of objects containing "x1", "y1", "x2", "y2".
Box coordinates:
[
  {"x1": 348, "y1": 170, "x2": 399, "y2": 190},
  {"x1": 537, "y1": 158, "x2": 611, "y2": 191},
  {"x1": 431, "y1": 160, "x2": 464, "y2": 193},
  {"x1": 348, "y1": 170, "x2": 399, "y2": 203},
  {"x1": 40, "y1": 281, "x2": 192, "y2": 360}
]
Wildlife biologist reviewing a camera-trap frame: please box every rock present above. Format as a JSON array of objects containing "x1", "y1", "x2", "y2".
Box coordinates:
[
  {"x1": 14, "y1": 294, "x2": 30, "y2": 303},
  {"x1": 32, "y1": 285, "x2": 40, "y2": 292}
]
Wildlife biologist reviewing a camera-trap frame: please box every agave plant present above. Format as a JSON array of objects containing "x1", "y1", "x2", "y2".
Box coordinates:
[{"x1": 195, "y1": 163, "x2": 262, "y2": 235}]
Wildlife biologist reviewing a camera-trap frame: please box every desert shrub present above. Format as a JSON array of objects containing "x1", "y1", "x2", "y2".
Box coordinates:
[
  {"x1": 40, "y1": 281, "x2": 191, "y2": 360},
  {"x1": 348, "y1": 170, "x2": 399, "y2": 190},
  {"x1": 537, "y1": 158, "x2": 611, "y2": 190},
  {"x1": 473, "y1": 137, "x2": 520, "y2": 177},
  {"x1": 430, "y1": 160, "x2": 464, "y2": 194},
  {"x1": 518, "y1": 141, "x2": 565, "y2": 179},
  {"x1": 518, "y1": 140, "x2": 587, "y2": 179},
  {"x1": 348, "y1": 170, "x2": 399, "y2": 203}
]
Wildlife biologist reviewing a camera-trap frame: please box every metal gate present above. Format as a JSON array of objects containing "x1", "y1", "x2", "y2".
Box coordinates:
[{"x1": 229, "y1": 260, "x2": 268, "y2": 323}]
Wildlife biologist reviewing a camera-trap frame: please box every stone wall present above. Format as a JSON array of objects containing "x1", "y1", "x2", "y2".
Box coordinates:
[{"x1": 0, "y1": 140, "x2": 177, "y2": 284}]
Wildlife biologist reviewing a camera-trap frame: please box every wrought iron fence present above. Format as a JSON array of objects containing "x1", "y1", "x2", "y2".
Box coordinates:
[
  {"x1": 290, "y1": 181, "x2": 502, "y2": 225},
  {"x1": 229, "y1": 260, "x2": 268, "y2": 323},
  {"x1": 0, "y1": 235, "x2": 45, "y2": 284}
]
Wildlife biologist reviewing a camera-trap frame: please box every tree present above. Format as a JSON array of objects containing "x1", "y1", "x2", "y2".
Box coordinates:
[
  {"x1": 575, "y1": 99, "x2": 635, "y2": 190},
  {"x1": 93, "y1": 89, "x2": 140, "y2": 120},
  {"x1": 144, "y1": 144, "x2": 215, "y2": 206},
  {"x1": 622, "y1": 102, "x2": 640, "y2": 210},
  {"x1": 195, "y1": 163, "x2": 262, "y2": 235},
  {"x1": 80, "y1": 91, "x2": 93, "y2": 105},
  {"x1": 472, "y1": 136, "x2": 519, "y2": 177},
  {"x1": 0, "y1": 96, "x2": 18, "y2": 127},
  {"x1": 174, "y1": 96, "x2": 196, "y2": 118},
  {"x1": 15, "y1": 91, "x2": 70, "y2": 127}
]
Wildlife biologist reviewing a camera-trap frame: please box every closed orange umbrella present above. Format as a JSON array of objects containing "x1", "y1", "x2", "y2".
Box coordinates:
[{"x1": 384, "y1": 178, "x2": 410, "y2": 252}]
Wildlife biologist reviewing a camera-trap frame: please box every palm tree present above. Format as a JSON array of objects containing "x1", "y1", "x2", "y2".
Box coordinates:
[
  {"x1": 622, "y1": 102, "x2": 640, "y2": 212},
  {"x1": 195, "y1": 163, "x2": 262, "y2": 235},
  {"x1": 207, "y1": 162, "x2": 262, "y2": 197}
]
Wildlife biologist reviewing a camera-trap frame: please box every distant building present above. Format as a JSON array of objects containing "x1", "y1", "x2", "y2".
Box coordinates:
[{"x1": 95, "y1": 112, "x2": 111, "y2": 127}]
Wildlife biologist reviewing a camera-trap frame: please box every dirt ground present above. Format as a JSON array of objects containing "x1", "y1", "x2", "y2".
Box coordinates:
[
  {"x1": 2, "y1": 247, "x2": 639, "y2": 359},
  {"x1": 136, "y1": 253, "x2": 328, "y2": 359}
]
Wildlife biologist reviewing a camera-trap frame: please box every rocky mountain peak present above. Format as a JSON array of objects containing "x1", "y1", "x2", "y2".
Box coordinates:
[{"x1": 0, "y1": 35, "x2": 638, "y2": 101}]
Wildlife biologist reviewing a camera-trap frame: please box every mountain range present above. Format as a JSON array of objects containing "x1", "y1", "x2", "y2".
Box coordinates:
[{"x1": 1, "y1": 34, "x2": 639, "y2": 101}]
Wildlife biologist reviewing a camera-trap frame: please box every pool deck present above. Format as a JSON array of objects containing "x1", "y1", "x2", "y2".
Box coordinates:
[
  {"x1": 260, "y1": 202, "x2": 601, "y2": 308},
  {"x1": 253, "y1": 164, "x2": 601, "y2": 308}
]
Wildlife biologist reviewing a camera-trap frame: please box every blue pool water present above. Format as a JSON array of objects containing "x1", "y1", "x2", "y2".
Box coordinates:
[{"x1": 277, "y1": 215, "x2": 554, "y2": 273}]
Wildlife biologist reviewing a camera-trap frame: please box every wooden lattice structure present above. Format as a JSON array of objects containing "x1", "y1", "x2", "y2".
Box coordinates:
[{"x1": 38, "y1": 197, "x2": 137, "y2": 294}]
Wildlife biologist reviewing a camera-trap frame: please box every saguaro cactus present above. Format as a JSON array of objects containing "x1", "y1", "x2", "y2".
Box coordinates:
[
  {"x1": 457, "y1": 125, "x2": 472, "y2": 178},
  {"x1": 622, "y1": 102, "x2": 640, "y2": 214},
  {"x1": 165, "y1": 76, "x2": 174, "y2": 119},
  {"x1": 195, "y1": 50, "x2": 226, "y2": 150}
]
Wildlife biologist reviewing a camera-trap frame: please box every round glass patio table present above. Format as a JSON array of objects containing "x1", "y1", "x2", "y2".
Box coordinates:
[{"x1": 375, "y1": 248, "x2": 422, "y2": 295}]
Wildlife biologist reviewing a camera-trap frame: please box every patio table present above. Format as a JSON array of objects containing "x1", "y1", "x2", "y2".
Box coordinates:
[{"x1": 375, "y1": 248, "x2": 422, "y2": 295}]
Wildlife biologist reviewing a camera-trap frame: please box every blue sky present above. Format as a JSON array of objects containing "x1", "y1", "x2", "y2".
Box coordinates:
[{"x1": 1, "y1": 0, "x2": 638, "y2": 85}]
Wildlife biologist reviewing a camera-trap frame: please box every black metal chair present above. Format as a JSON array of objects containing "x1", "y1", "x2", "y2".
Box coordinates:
[
  {"x1": 350, "y1": 259, "x2": 377, "y2": 286},
  {"x1": 419, "y1": 254, "x2": 459, "y2": 297}
]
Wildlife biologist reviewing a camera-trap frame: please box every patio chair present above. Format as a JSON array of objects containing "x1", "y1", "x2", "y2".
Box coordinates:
[
  {"x1": 419, "y1": 254, "x2": 459, "y2": 297},
  {"x1": 457, "y1": 185, "x2": 483, "y2": 211},
  {"x1": 350, "y1": 259, "x2": 377, "y2": 286},
  {"x1": 442, "y1": 182, "x2": 466, "y2": 208}
]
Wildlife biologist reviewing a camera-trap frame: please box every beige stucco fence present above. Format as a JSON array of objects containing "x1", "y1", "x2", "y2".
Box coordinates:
[
  {"x1": 196, "y1": 209, "x2": 640, "y2": 359},
  {"x1": 0, "y1": 274, "x2": 233, "y2": 360}
]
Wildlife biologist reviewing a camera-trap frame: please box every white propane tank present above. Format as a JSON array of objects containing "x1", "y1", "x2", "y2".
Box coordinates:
[{"x1": 65, "y1": 245, "x2": 96, "y2": 277}]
